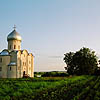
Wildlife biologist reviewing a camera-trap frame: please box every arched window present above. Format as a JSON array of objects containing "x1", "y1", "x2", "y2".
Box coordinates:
[
  {"x1": 0, "y1": 67, "x2": 2, "y2": 71},
  {"x1": 23, "y1": 62, "x2": 24, "y2": 66},
  {"x1": 10, "y1": 67, "x2": 11, "y2": 71},
  {"x1": 14, "y1": 45, "x2": 16, "y2": 49},
  {"x1": 0, "y1": 58, "x2": 2, "y2": 63}
]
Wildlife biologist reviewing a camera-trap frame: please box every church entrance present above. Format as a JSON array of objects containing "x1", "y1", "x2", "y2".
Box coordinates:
[
  {"x1": 23, "y1": 71, "x2": 29, "y2": 78},
  {"x1": 23, "y1": 71, "x2": 25, "y2": 76}
]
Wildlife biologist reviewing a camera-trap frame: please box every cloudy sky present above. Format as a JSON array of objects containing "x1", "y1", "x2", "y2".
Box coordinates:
[{"x1": 0, "y1": 0, "x2": 100, "y2": 71}]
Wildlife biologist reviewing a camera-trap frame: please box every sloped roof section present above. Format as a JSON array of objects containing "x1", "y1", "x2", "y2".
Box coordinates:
[
  {"x1": 8, "y1": 62, "x2": 16, "y2": 66},
  {"x1": 0, "y1": 50, "x2": 9, "y2": 56}
]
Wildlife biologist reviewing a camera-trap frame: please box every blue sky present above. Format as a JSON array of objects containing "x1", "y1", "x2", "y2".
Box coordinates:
[{"x1": 0, "y1": 0, "x2": 100, "y2": 71}]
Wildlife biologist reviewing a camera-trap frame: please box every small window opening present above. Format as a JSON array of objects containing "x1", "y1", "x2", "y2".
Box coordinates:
[
  {"x1": 14, "y1": 45, "x2": 16, "y2": 49},
  {"x1": 23, "y1": 62, "x2": 24, "y2": 66},
  {"x1": 0, "y1": 58, "x2": 2, "y2": 63},
  {"x1": 10, "y1": 67, "x2": 11, "y2": 71},
  {"x1": 23, "y1": 71, "x2": 25, "y2": 76},
  {"x1": 0, "y1": 67, "x2": 2, "y2": 71}
]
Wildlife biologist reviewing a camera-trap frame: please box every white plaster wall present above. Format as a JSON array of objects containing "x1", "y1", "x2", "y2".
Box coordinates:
[
  {"x1": 17, "y1": 51, "x2": 21, "y2": 78},
  {"x1": 7, "y1": 65, "x2": 17, "y2": 78},
  {"x1": 0, "y1": 56, "x2": 10, "y2": 78},
  {"x1": 8, "y1": 40, "x2": 21, "y2": 50}
]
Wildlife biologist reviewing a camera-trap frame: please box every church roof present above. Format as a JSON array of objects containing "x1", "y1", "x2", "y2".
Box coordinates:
[
  {"x1": 8, "y1": 62, "x2": 16, "y2": 66},
  {"x1": 0, "y1": 49, "x2": 9, "y2": 56},
  {"x1": 7, "y1": 29, "x2": 22, "y2": 41}
]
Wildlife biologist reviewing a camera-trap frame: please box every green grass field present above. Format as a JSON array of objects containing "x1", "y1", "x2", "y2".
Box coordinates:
[{"x1": 0, "y1": 75, "x2": 99, "y2": 100}]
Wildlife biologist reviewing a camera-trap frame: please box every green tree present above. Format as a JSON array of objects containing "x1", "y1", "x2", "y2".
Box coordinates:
[
  {"x1": 64, "y1": 52, "x2": 75, "y2": 75},
  {"x1": 64, "y1": 47, "x2": 98, "y2": 75}
]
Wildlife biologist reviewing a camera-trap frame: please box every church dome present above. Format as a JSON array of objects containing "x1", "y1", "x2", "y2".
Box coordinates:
[{"x1": 7, "y1": 29, "x2": 22, "y2": 41}]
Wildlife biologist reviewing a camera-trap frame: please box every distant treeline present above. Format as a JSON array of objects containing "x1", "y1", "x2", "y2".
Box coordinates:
[{"x1": 34, "y1": 71, "x2": 69, "y2": 77}]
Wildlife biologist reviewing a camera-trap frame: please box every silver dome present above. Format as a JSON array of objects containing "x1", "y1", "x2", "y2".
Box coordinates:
[{"x1": 7, "y1": 29, "x2": 22, "y2": 41}]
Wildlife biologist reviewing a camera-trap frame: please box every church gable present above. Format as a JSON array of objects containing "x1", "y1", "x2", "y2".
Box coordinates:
[{"x1": 0, "y1": 49, "x2": 10, "y2": 56}]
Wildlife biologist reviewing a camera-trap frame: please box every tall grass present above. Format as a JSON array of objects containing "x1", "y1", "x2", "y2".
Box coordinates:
[{"x1": 0, "y1": 76, "x2": 94, "y2": 100}]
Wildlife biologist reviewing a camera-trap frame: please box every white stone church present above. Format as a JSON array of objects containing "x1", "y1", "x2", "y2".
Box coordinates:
[{"x1": 0, "y1": 26, "x2": 34, "y2": 78}]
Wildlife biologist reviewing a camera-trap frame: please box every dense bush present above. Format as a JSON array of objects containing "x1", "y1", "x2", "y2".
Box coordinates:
[{"x1": 41, "y1": 72, "x2": 69, "y2": 77}]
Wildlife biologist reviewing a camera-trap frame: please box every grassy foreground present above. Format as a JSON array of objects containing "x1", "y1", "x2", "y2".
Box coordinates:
[{"x1": 0, "y1": 76, "x2": 99, "y2": 100}]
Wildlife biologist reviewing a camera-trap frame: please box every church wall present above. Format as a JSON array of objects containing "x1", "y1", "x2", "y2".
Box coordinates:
[
  {"x1": 10, "y1": 51, "x2": 17, "y2": 62},
  {"x1": 20, "y1": 54, "x2": 24, "y2": 77},
  {"x1": 17, "y1": 51, "x2": 21, "y2": 78},
  {"x1": 21, "y1": 50, "x2": 28, "y2": 76},
  {"x1": 0, "y1": 56, "x2": 10, "y2": 78},
  {"x1": 28, "y1": 55, "x2": 31, "y2": 77},
  {"x1": 7, "y1": 51, "x2": 17, "y2": 78},
  {"x1": 7, "y1": 65, "x2": 17, "y2": 78},
  {"x1": 28, "y1": 54, "x2": 34, "y2": 77},
  {"x1": 8, "y1": 40, "x2": 21, "y2": 50},
  {"x1": 31, "y1": 55, "x2": 34, "y2": 77}
]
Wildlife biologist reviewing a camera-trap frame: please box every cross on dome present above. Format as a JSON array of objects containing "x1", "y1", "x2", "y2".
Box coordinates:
[{"x1": 13, "y1": 25, "x2": 16, "y2": 30}]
